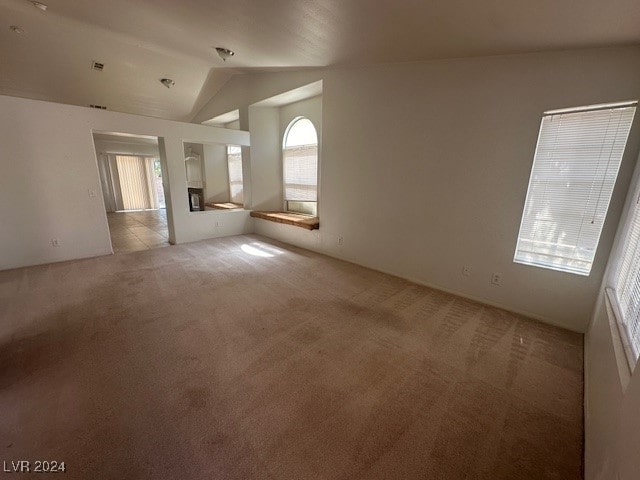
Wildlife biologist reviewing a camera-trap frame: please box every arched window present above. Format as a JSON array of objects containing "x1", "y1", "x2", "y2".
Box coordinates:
[{"x1": 283, "y1": 117, "x2": 318, "y2": 215}]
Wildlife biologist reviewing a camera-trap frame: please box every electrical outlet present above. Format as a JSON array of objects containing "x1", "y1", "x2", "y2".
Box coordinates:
[
  {"x1": 51, "y1": 238, "x2": 61, "y2": 247},
  {"x1": 87, "y1": 189, "x2": 97, "y2": 198},
  {"x1": 462, "y1": 265, "x2": 471, "y2": 277},
  {"x1": 338, "y1": 236, "x2": 344, "y2": 246},
  {"x1": 491, "y1": 272, "x2": 502, "y2": 286},
  {"x1": 215, "y1": 221, "x2": 223, "y2": 227}
]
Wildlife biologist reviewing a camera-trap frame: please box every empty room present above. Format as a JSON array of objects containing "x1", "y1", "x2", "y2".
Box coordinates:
[{"x1": 1, "y1": 1, "x2": 639, "y2": 479}]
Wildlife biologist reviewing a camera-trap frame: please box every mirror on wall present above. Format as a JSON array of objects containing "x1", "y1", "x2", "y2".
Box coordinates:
[
  {"x1": 183, "y1": 142, "x2": 244, "y2": 212},
  {"x1": 184, "y1": 143, "x2": 205, "y2": 211}
]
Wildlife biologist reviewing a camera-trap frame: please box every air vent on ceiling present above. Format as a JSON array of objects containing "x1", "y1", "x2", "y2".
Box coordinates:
[
  {"x1": 89, "y1": 104, "x2": 107, "y2": 110},
  {"x1": 91, "y1": 61, "x2": 104, "y2": 71}
]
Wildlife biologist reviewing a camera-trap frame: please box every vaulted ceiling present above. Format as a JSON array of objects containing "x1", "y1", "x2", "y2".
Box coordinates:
[{"x1": 2, "y1": 0, "x2": 639, "y2": 121}]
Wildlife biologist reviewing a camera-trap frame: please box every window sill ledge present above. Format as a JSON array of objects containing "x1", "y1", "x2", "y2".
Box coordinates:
[
  {"x1": 250, "y1": 211, "x2": 319, "y2": 230},
  {"x1": 205, "y1": 202, "x2": 244, "y2": 210},
  {"x1": 604, "y1": 288, "x2": 634, "y2": 391}
]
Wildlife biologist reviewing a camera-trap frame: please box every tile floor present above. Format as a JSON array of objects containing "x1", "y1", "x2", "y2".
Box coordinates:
[{"x1": 107, "y1": 209, "x2": 170, "y2": 253}]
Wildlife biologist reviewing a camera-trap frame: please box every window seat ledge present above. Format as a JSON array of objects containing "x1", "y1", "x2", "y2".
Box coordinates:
[
  {"x1": 205, "y1": 202, "x2": 244, "y2": 210},
  {"x1": 250, "y1": 211, "x2": 319, "y2": 230}
]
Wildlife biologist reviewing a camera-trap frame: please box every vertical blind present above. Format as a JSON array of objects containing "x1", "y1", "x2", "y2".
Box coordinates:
[
  {"x1": 115, "y1": 155, "x2": 159, "y2": 210},
  {"x1": 613, "y1": 185, "x2": 640, "y2": 362},
  {"x1": 227, "y1": 145, "x2": 244, "y2": 204},
  {"x1": 514, "y1": 103, "x2": 636, "y2": 275}
]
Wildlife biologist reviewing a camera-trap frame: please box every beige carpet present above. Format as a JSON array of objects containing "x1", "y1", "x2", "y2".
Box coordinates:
[{"x1": 0, "y1": 235, "x2": 583, "y2": 479}]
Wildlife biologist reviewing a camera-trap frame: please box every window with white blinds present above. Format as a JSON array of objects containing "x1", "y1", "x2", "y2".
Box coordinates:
[
  {"x1": 612, "y1": 182, "x2": 640, "y2": 364},
  {"x1": 283, "y1": 117, "x2": 318, "y2": 206},
  {"x1": 227, "y1": 145, "x2": 244, "y2": 204},
  {"x1": 514, "y1": 102, "x2": 637, "y2": 275}
]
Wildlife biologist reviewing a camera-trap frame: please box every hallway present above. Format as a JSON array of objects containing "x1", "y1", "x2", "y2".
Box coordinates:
[{"x1": 107, "y1": 209, "x2": 169, "y2": 253}]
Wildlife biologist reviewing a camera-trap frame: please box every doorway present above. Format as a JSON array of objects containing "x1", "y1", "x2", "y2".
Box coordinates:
[{"x1": 93, "y1": 132, "x2": 170, "y2": 254}]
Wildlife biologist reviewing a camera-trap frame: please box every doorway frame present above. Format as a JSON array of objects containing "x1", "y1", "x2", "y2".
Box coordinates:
[{"x1": 90, "y1": 130, "x2": 176, "y2": 253}]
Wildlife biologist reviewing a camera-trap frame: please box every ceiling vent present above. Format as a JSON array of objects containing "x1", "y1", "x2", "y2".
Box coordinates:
[
  {"x1": 89, "y1": 104, "x2": 107, "y2": 110},
  {"x1": 91, "y1": 61, "x2": 104, "y2": 71}
]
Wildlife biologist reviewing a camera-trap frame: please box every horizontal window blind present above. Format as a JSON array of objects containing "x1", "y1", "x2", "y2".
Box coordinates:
[
  {"x1": 227, "y1": 145, "x2": 244, "y2": 204},
  {"x1": 514, "y1": 103, "x2": 636, "y2": 275},
  {"x1": 283, "y1": 144, "x2": 318, "y2": 201},
  {"x1": 283, "y1": 118, "x2": 318, "y2": 204},
  {"x1": 613, "y1": 187, "x2": 640, "y2": 362}
]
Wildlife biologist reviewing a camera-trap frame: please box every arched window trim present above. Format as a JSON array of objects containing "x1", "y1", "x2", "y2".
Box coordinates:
[
  {"x1": 282, "y1": 117, "x2": 319, "y2": 216},
  {"x1": 283, "y1": 117, "x2": 318, "y2": 148}
]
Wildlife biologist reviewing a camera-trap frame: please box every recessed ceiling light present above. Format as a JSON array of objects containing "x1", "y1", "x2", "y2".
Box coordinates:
[
  {"x1": 160, "y1": 78, "x2": 175, "y2": 88},
  {"x1": 9, "y1": 25, "x2": 24, "y2": 34},
  {"x1": 31, "y1": 1, "x2": 48, "y2": 11},
  {"x1": 215, "y1": 47, "x2": 235, "y2": 62}
]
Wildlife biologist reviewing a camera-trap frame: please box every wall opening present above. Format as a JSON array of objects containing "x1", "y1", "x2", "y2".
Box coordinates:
[{"x1": 92, "y1": 131, "x2": 171, "y2": 254}]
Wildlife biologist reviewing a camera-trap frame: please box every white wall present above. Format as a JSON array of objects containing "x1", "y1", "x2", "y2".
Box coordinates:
[
  {"x1": 193, "y1": 46, "x2": 640, "y2": 332},
  {"x1": 585, "y1": 297, "x2": 640, "y2": 480},
  {"x1": 202, "y1": 143, "x2": 231, "y2": 203},
  {"x1": 0, "y1": 95, "x2": 250, "y2": 271},
  {"x1": 585, "y1": 151, "x2": 640, "y2": 480},
  {"x1": 247, "y1": 106, "x2": 282, "y2": 210}
]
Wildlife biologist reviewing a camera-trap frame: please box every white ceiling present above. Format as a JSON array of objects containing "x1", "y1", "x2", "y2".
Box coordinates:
[
  {"x1": 2, "y1": 0, "x2": 639, "y2": 121},
  {"x1": 202, "y1": 110, "x2": 240, "y2": 127},
  {"x1": 251, "y1": 81, "x2": 323, "y2": 108}
]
